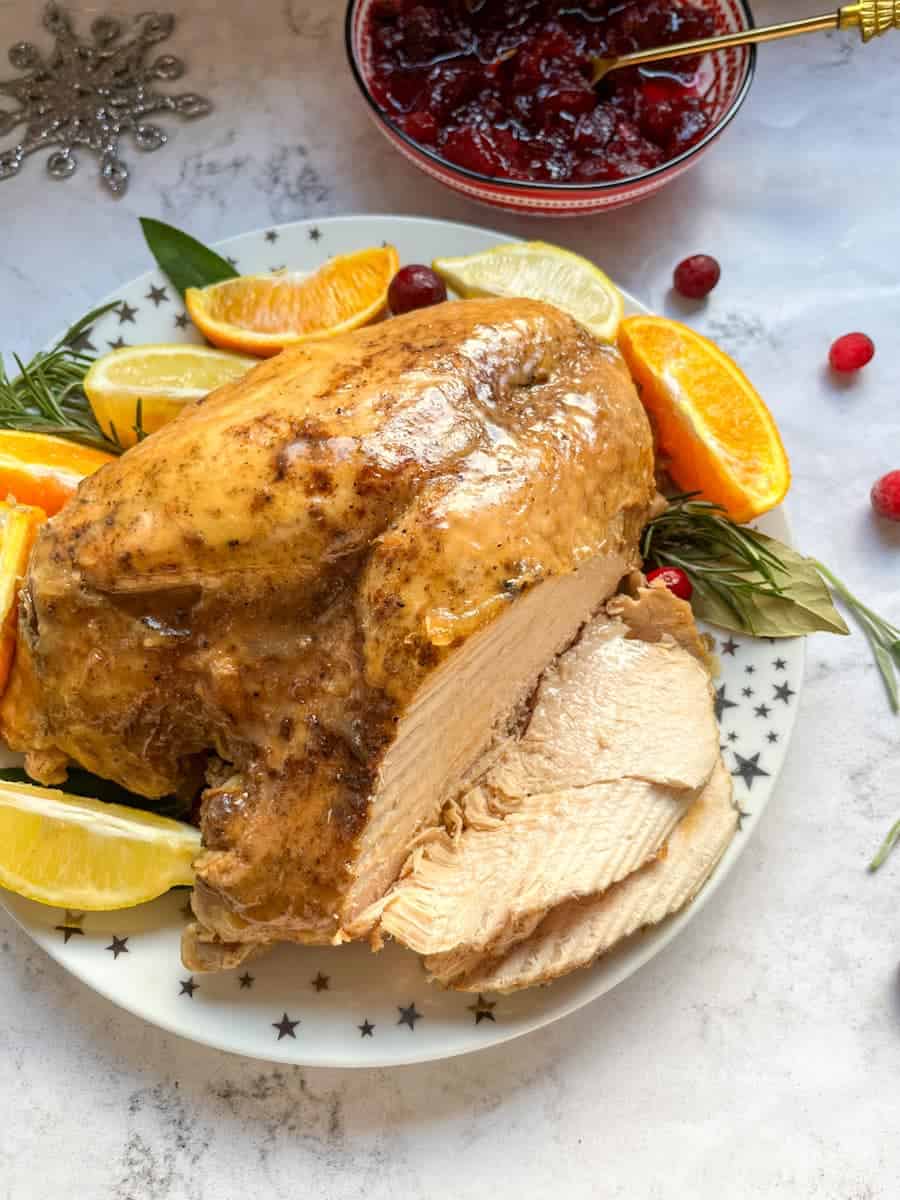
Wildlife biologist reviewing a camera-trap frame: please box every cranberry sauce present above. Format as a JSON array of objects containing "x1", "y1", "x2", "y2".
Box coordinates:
[{"x1": 364, "y1": 1, "x2": 720, "y2": 184}]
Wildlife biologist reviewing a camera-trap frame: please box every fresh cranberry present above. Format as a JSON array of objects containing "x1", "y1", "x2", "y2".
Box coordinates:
[
  {"x1": 871, "y1": 471, "x2": 900, "y2": 522},
  {"x1": 673, "y1": 254, "x2": 721, "y2": 300},
  {"x1": 440, "y1": 125, "x2": 520, "y2": 176},
  {"x1": 646, "y1": 566, "x2": 693, "y2": 601},
  {"x1": 388, "y1": 265, "x2": 448, "y2": 316},
  {"x1": 829, "y1": 332, "x2": 875, "y2": 373}
]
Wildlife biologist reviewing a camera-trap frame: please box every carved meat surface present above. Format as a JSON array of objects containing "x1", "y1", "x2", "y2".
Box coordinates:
[{"x1": 0, "y1": 298, "x2": 655, "y2": 967}]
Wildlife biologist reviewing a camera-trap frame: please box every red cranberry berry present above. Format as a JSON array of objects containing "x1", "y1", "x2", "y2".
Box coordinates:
[
  {"x1": 673, "y1": 254, "x2": 720, "y2": 300},
  {"x1": 646, "y1": 566, "x2": 693, "y2": 601},
  {"x1": 388, "y1": 265, "x2": 448, "y2": 316},
  {"x1": 871, "y1": 470, "x2": 900, "y2": 522},
  {"x1": 829, "y1": 332, "x2": 875, "y2": 373}
]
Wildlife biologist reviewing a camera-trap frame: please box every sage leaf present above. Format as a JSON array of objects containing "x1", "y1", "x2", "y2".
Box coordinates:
[
  {"x1": 140, "y1": 217, "x2": 238, "y2": 297},
  {"x1": 690, "y1": 532, "x2": 849, "y2": 638},
  {"x1": 871, "y1": 640, "x2": 899, "y2": 713},
  {"x1": 869, "y1": 816, "x2": 900, "y2": 872}
]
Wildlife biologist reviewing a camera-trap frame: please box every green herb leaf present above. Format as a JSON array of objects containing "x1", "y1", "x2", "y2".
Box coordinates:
[
  {"x1": 690, "y1": 533, "x2": 849, "y2": 638},
  {"x1": 642, "y1": 497, "x2": 849, "y2": 639},
  {"x1": 0, "y1": 765, "x2": 190, "y2": 821},
  {"x1": 0, "y1": 302, "x2": 122, "y2": 453},
  {"x1": 869, "y1": 816, "x2": 900, "y2": 872},
  {"x1": 139, "y1": 217, "x2": 238, "y2": 297}
]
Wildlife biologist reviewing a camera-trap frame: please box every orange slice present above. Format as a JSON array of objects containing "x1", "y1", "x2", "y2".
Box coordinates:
[
  {"x1": 185, "y1": 245, "x2": 400, "y2": 357},
  {"x1": 0, "y1": 431, "x2": 113, "y2": 516},
  {"x1": 618, "y1": 316, "x2": 790, "y2": 523},
  {"x1": 0, "y1": 501, "x2": 45, "y2": 696}
]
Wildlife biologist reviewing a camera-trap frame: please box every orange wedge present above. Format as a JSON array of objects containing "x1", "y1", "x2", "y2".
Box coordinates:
[
  {"x1": 618, "y1": 316, "x2": 790, "y2": 523},
  {"x1": 0, "y1": 501, "x2": 45, "y2": 696},
  {"x1": 185, "y1": 245, "x2": 400, "y2": 357},
  {"x1": 0, "y1": 431, "x2": 114, "y2": 517}
]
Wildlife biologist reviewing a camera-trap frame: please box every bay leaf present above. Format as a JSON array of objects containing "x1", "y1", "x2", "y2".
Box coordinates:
[
  {"x1": 690, "y1": 531, "x2": 850, "y2": 638},
  {"x1": 139, "y1": 217, "x2": 238, "y2": 297}
]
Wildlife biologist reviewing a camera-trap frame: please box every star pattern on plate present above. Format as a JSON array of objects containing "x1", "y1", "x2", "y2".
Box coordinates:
[
  {"x1": 742, "y1": 686, "x2": 754, "y2": 698},
  {"x1": 239, "y1": 972, "x2": 254, "y2": 989},
  {"x1": 720, "y1": 637, "x2": 739, "y2": 656},
  {"x1": 773, "y1": 658, "x2": 787, "y2": 671},
  {"x1": 66, "y1": 327, "x2": 96, "y2": 354},
  {"x1": 117, "y1": 301, "x2": 138, "y2": 324},
  {"x1": 179, "y1": 976, "x2": 198, "y2": 998},
  {"x1": 311, "y1": 972, "x2": 329, "y2": 992},
  {"x1": 308, "y1": 227, "x2": 322, "y2": 242},
  {"x1": 273, "y1": 1013, "x2": 299, "y2": 1040},
  {"x1": 754, "y1": 703, "x2": 771, "y2": 719},
  {"x1": 107, "y1": 336, "x2": 128, "y2": 350},
  {"x1": 744, "y1": 665, "x2": 755, "y2": 675},
  {"x1": 767, "y1": 730, "x2": 779, "y2": 744},
  {"x1": 726, "y1": 730, "x2": 739, "y2": 743},
  {"x1": 55, "y1": 910, "x2": 85, "y2": 943},
  {"x1": 145, "y1": 285, "x2": 169, "y2": 306},
  {"x1": 467, "y1": 995, "x2": 496, "y2": 1025},
  {"x1": 714, "y1": 685, "x2": 738, "y2": 721},
  {"x1": 269, "y1": 264, "x2": 287, "y2": 273},
  {"x1": 358, "y1": 1019, "x2": 375, "y2": 1037},
  {"x1": 174, "y1": 312, "x2": 190, "y2": 329},
  {"x1": 736, "y1": 805, "x2": 751, "y2": 831},
  {"x1": 225, "y1": 256, "x2": 239, "y2": 269},
  {"x1": 773, "y1": 681, "x2": 795, "y2": 705},
  {"x1": 265, "y1": 230, "x2": 279, "y2": 243},
  {"x1": 731, "y1": 752, "x2": 770, "y2": 790},
  {"x1": 106, "y1": 935, "x2": 129, "y2": 959},
  {"x1": 397, "y1": 1003, "x2": 422, "y2": 1030}
]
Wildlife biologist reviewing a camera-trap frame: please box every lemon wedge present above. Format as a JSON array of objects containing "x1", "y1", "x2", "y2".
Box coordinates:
[
  {"x1": 0, "y1": 779, "x2": 200, "y2": 910},
  {"x1": 433, "y1": 241, "x2": 624, "y2": 342},
  {"x1": 84, "y1": 343, "x2": 257, "y2": 449}
]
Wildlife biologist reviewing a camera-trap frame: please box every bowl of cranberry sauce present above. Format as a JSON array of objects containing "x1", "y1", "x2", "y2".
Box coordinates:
[{"x1": 346, "y1": 0, "x2": 756, "y2": 215}]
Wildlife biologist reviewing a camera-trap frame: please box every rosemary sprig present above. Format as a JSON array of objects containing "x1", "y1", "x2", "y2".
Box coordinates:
[
  {"x1": 641, "y1": 493, "x2": 788, "y2": 629},
  {"x1": 0, "y1": 303, "x2": 122, "y2": 453},
  {"x1": 869, "y1": 817, "x2": 900, "y2": 873}
]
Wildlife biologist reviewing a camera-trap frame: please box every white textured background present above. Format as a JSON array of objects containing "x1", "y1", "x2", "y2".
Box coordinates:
[{"x1": 1, "y1": 1, "x2": 899, "y2": 1196}]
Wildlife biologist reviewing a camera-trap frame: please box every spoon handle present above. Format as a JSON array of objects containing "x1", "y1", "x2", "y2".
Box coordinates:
[{"x1": 592, "y1": 2, "x2": 899, "y2": 84}]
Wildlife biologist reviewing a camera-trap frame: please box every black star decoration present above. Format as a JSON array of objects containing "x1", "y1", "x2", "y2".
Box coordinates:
[
  {"x1": 736, "y1": 805, "x2": 751, "y2": 831},
  {"x1": 727, "y1": 731, "x2": 739, "y2": 743},
  {"x1": 239, "y1": 972, "x2": 254, "y2": 989},
  {"x1": 732, "y1": 752, "x2": 770, "y2": 790},
  {"x1": 397, "y1": 1002, "x2": 422, "y2": 1030},
  {"x1": 754, "y1": 703, "x2": 771, "y2": 719},
  {"x1": 467, "y1": 995, "x2": 496, "y2": 1025},
  {"x1": 308, "y1": 227, "x2": 322, "y2": 242},
  {"x1": 67, "y1": 328, "x2": 96, "y2": 354},
  {"x1": 55, "y1": 910, "x2": 85, "y2": 943},
  {"x1": 174, "y1": 312, "x2": 190, "y2": 329},
  {"x1": 720, "y1": 637, "x2": 739, "y2": 656},
  {"x1": 269, "y1": 264, "x2": 287, "y2": 273},
  {"x1": 179, "y1": 976, "x2": 198, "y2": 998},
  {"x1": 358, "y1": 1019, "x2": 375, "y2": 1038},
  {"x1": 767, "y1": 731, "x2": 779, "y2": 744},
  {"x1": 744, "y1": 665, "x2": 756, "y2": 675},
  {"x1": 773, "y1": 658, "x2": 787, "y2": 671},
  {"x1": 273, "y1": 1013, "x2": 299, "y2": 1040},
  {"x1": 714, "y1": 685, "x2": 738, "y2": 722},
  {"x1": 312, "y1": 972, "x2": 329, "y2": 992},
  {"x1": 107, "y1": 336, "x2": 128, "y2": 350},
  {"x1": 117, "y1": 301, "x2": 138, "y2": 324},
  {"x1": 265, "y1": 229, "x2": 279, "y2": 243},
  {"x1": 742, "y1": 686, "x2": 754, "y2": 698},
  {"x1": 145, "y1": 284, "x2": 168, "y2": 306},
  {"x1": 773, "y1": 682, "x2": 795, "y2": 705},
  {"x1": 106, "y1": 935, "x2": 129, "y2": 959}
]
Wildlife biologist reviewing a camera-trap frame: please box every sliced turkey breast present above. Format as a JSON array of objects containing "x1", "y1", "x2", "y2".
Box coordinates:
[
  {"x1": 378, "y1": 608, "x2": 720, "y2": 963},
  {"x1": 427, "y1": 758, "x2": 737, "y2": 991}
]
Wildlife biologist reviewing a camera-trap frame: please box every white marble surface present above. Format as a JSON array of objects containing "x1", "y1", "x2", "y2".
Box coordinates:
[{"x1": 1, "y1": 0, "x2": 899, "y2": 1195}]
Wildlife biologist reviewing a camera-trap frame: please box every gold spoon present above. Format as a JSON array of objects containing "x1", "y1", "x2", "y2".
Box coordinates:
[{"x1": 592, "y1": 0, "x2": 900, "y2": 83}]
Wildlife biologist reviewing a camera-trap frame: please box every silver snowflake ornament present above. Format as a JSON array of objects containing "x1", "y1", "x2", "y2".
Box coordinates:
[{"x1": 0, "y1": 3, "x2": 211, "y2": 195}]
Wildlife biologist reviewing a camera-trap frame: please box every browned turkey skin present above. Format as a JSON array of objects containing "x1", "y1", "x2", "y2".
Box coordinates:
[{"x1": 0, "y1": 298, "x2": 656, "y2": 967}]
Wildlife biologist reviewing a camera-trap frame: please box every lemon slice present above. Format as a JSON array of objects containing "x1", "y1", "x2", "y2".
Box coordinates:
[
  {"x1": 0, "y1": 779, "x2": 200, "y2": 910},
  {"x1": 84, "y1": 343, "x2": 257, "y2": 449},
  {"x1": 432, "y1": 241, "x2": 624, "y2": 342}
]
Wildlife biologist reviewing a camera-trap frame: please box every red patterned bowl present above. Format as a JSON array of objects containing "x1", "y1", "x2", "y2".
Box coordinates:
[{"x1": 345, "y1": 0, "x2": 756, "y2": 217}]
